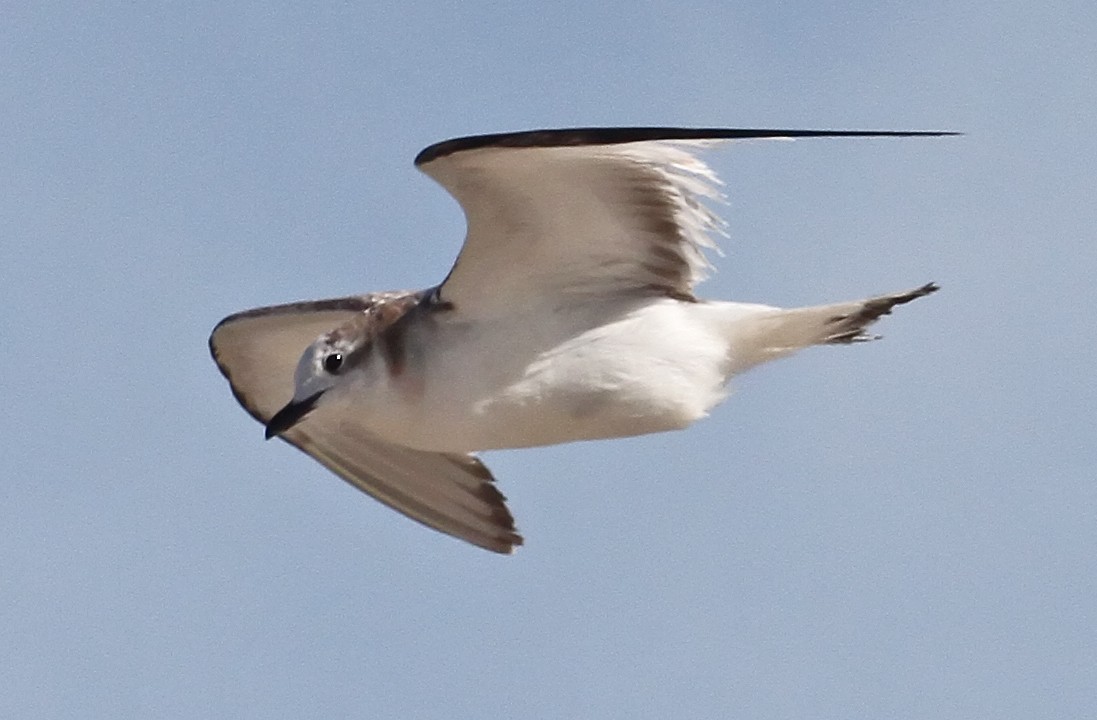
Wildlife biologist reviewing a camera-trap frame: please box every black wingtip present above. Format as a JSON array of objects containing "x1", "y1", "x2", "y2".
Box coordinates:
[{"x1": 414, "y1": 127, "x2": 962, "y2": 165}]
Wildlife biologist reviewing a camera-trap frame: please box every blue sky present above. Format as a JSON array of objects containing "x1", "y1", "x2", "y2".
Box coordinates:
[{"x1": 3, "y1": 2, "x2": 1095, "y2": 717}]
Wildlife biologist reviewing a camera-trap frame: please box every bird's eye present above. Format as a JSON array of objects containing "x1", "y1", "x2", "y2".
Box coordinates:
[{"x1": 323, "y1": 352, "x2": 344, "y2": 373}]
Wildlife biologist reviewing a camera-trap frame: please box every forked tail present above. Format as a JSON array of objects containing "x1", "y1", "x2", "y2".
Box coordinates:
[
  {"x1": 819, "y1": 282, "x2": 939, "y2": 344},
  {"x1": 726, "y1": 283, "x2": 939, "y2": 373}
]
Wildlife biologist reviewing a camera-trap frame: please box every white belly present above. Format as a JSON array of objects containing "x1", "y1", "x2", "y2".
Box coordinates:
[{"x1": 357, "y1": 299, "x2": 740, "y2": 453}]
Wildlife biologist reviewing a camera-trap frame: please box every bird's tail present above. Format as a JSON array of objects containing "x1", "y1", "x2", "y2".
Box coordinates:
[{"x1": 723, "y1": 283, "x2": 939, "y2": 374}]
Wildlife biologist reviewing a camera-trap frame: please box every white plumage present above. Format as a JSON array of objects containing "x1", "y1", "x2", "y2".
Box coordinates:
[{"x1": 211, "y1": 127, "x2": 950, "y2": 553}]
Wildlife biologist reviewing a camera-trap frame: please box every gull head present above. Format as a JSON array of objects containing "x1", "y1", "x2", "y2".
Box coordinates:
[{"x1": 264, "y1": 322, "x2": 369, "y2": 439}]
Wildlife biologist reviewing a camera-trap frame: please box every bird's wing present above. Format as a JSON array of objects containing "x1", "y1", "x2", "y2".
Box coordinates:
[
  {"x1": 416, "y1": 127, "x2": 953, "y2": 314},
  {"x1": 210, "y1": 296, "x2": 374, "y2": 423},
  {"x1": 281, "y1": 412, "x2": 521, "y2": 554},
  {"x1": 209, "y1": 295, "x2": 522, "y2": 554}
]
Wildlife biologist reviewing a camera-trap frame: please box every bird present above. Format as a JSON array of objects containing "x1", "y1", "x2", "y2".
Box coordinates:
[{"x1": 210, "y1": 126, "x2": 953, "y2": 554}]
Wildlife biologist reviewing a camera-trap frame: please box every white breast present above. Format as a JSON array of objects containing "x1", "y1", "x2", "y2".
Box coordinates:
[{"x1": 355, "y1": 298, "x2": 741, "y2": 453}]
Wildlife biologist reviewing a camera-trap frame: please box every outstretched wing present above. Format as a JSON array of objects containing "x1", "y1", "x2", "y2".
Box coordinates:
[
  {"x1": 210, "y1": 296, "x2": 374, "y2": 423},
  {"x1": 209, "y1": 296, "x2": 522, "y2": 554},
  {"x1": 416, "y1": 127, "x2": 954, "y2": 315},
  {"x1": 280, "y1": 411, "x2": 521, "y2": 553}
]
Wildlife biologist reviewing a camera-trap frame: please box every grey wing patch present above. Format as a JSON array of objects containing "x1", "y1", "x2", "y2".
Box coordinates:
[
  {"x1": 417, "y1": 128, "x2": 958, "y2": 312},
  {"x1": 418, "y1": 136, "x2": 729, "y2": 311},
  {"x1": 284, "y1": 418, "x2": 523, "y2": 554},
  {"x1": 618, "y1": 164, "x2": 712, "y2": 301},
  {"x1": 210, "y1": 290, "x2": 521, "y2": 554}
]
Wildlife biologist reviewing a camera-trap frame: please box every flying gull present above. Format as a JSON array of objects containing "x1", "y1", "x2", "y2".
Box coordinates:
[{"x1": 210, "y1": 126, "x2": 953, "y2": 554}]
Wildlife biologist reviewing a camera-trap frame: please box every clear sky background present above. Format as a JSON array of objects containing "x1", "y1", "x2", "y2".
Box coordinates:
[{"x1": 2, "y1": 2, "x2": 1095, "y2": 718}]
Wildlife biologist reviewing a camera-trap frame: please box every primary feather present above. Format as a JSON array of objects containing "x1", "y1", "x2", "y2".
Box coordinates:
[{"x1": 210, "y1": 127, "x2": 950, "y2": 553}]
